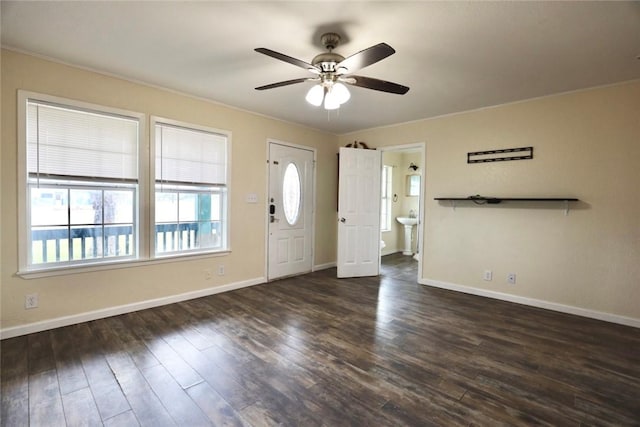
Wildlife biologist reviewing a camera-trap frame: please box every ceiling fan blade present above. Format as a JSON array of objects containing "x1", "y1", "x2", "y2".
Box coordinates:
[
  {"x1": 255, "y1": 78, "x2": 311, "y2": 90},
  {"x1": 255, "y1": 48, "x2": 320, "y2": 73},
  {"x1": 346, "y1": 75, "x2": 410, "y2": 95},
  {"x1": 336, "y1": 43, "x2": 396, "y2": 74}
]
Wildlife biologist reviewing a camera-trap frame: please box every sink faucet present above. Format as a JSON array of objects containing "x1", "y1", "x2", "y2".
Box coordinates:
[{"x1": 409, "y1": 210, "x2": 416, "y2": 218}]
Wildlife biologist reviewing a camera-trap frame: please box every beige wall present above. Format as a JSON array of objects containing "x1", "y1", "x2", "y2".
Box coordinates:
[
  {"x1": 1, "y1": 50, "x2": 339, "y2": 333},
  {"x1": 381, "y1": 151, "x2": 401, "y2": 254},
  {"x1": 400, "y1": 151, "x2": 421, "y2": 253},
  {"x1": 341, "y1": 80, "x2": 640, "y2": 321},
  {"x1": 2, "y1": 48, "x2": 638, "y2": 334},
  {"x1": 400, "y1": 152, "x2": 421, "y2": 219}
]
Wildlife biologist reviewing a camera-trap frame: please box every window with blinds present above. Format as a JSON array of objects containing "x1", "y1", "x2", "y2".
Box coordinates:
[
  {"x1": 27, "y1": 101, "x2": 139, "y2": 182},
  {"x1": 18, "y1": 91, "x2": 231, "y2": 273},
  {"x1": 153, "y1": 120, "x2": 229, "y2": 255},
  {"x1": 21, "y1": 95, "x2": 141, "y2": 270}
]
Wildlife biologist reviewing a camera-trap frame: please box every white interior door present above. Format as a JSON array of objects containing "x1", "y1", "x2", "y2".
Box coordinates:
[
  {"x1": 268, "y1": 142, "x2": 314, "y2": 280},
  {"x1": 337, "y1": 147, "x2": 381, "y2": 278}
]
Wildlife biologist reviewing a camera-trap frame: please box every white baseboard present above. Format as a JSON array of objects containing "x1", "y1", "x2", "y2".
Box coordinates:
[
  {"x1": 313, "y1": 262, "x2": 336, "y2": 271},
  {"x1": 7, "y1": 274, "x2": 635, "y2": 339},
  {"x1": 0, "y1": 277, "x2": 266, "y2": 339},
  {"x1": 421, "y1": 278, "x2": 640, "y2": 329},
  {"x1": 381, "y1": 249, "x2": 401, "y2": 256}
]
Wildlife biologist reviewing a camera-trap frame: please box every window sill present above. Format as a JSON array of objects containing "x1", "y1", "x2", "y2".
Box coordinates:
[{"x1": 17, "y1": 250, "x2": 231, "y2": 279}]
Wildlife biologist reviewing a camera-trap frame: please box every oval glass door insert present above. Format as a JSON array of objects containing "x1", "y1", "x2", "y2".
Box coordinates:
[{"x1": 282, "y1": 163, "x2": 301, "y2": 225}]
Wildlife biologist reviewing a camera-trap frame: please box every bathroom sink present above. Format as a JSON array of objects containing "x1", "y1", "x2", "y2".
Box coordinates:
[{"x1": 396, "y1": 217, "x2": 418, "y2": 226}]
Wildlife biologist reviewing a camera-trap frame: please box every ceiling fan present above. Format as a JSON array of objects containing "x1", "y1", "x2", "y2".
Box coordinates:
[{"x1": 255, "y1": 32, "x2": 409, "y2": 110}]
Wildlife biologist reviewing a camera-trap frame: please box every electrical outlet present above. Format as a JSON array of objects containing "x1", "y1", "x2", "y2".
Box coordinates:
[
  {"x1": 218, "y1": 265, "x2": 225, "y2": 276},
  {"x1": 204, "y1": 269, "x2": 212, "y2": 280},
  {"x1": 25, "y1": 293, "x2": 39, "y2": 309},
  {"x1": 507, "y1": 273, "x2": 517, "y2": 285},
  {"x1": 483, "y1": 270, "x2": 493, "y2": 281}
]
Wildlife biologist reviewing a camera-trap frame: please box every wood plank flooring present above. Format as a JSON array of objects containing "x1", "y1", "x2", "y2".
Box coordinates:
[{"x1": 2, "y1": 253, "x2": 639, "y2": 426}]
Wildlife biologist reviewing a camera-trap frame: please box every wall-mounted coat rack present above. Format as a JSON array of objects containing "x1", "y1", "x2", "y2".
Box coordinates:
[{"x1": 467, "y1": 146, "x2": 533, "y2": 163}]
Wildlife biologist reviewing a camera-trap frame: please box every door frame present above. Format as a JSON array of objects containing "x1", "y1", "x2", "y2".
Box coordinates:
[
  {"x1": 264, "y1": 139, "x2": 317, "y2": 281},
  {"x1": 379, "y1": 142, "x2": 426, "y2": 280}
]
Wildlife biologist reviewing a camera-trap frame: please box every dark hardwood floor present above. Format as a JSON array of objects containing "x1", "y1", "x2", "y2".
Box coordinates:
[
  {"x1": 2, "y1": 254, "x2": 639, "y2": 426},
  {"x1": 380, "y1": 252, "x2": 419, "y2": 283}
]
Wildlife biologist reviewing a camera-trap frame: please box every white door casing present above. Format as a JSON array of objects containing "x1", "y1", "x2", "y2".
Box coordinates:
[
  {"x1": 337, "y1": 147, "x2": 381, "y2": 278},
  {"x1": 268, "y1": 142, "x2": 314, "y2": 280}
]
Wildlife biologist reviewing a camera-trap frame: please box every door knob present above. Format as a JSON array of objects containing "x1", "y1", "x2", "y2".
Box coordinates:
[{"x1": 339, "y1": 217, "x2": 346, "y2": 223}]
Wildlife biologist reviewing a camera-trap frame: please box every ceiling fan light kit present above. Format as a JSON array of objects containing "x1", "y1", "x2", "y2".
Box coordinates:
[
  {"x1": 256, "y1": 32, "x2": 409, "y2": 111},
  {"x1": 323, "y1": 88, "x2": 341, "y2": 110},
  {"x1": 330, "y1": 82, "x2": 351, "y2": 104}
]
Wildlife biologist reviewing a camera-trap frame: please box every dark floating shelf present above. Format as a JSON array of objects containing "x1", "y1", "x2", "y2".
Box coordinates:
[
  {"x1": 435, "y1": 196, "x2": 579, "y2": 204},
  {"x1": 434, "y1": 196, "x2": 579, "y2": 214}
]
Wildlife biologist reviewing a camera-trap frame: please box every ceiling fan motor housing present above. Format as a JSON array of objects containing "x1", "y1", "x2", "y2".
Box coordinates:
[{"x1": 312, "y1": 52, "x2": 345, "y2": 72}]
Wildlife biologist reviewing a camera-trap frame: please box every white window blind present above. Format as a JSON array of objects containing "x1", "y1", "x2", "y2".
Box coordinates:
[
  {"x1": 27, "y1": 101, "x2": 139, "y2": 181},
  {"x1": 155, "y1": 123, "x2": 227, "y2": 185}
]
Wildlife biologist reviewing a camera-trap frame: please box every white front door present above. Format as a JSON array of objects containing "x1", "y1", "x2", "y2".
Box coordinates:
[
  {"x1": 268, "y1": 142, "x2": 314, "y2": 280},
  {"x1": 337, "y1": 147, "x2": 381, "y2": 278}
]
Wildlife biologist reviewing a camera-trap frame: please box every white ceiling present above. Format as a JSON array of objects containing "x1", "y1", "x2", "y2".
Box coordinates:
[{"x1": 2, "y1": 1, "x2": 639, "y2": 134}]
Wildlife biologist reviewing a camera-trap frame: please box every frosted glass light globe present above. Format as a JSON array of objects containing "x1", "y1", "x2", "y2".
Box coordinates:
[{"x1": 305, "y1": 85, "x2": 324, "y2": 106}]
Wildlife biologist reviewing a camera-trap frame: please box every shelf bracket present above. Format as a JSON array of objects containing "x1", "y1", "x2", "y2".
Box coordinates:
[{"x1": 564, "y1": 200, "x2": 569, "y2": 216}]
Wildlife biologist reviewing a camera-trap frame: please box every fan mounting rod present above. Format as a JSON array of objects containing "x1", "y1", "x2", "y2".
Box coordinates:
[{"x1": 313, "y1": 33, "x2": 346, "y2": 72}]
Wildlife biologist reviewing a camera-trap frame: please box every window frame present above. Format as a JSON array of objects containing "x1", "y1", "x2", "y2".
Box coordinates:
[
  {"x1": 18, "y1": 91, "x2": 147, "y2": 273},
  {"x1": 381, "y1": 164, "x2": 393, "y2": 232},
  {"x1": 17, "y1": 92, "x2": 233, "y2": 277},
  {"x1": 150, "y1": 116, "x2": 231, "y2": 258},
  {"x1": 28, "y1": 179, "x2": 138, "y2": 266}
]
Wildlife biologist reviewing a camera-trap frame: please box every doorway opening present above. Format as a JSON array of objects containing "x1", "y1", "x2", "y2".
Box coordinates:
[{"x1": 379, "y1": 143, "x2": 425, "y2": 282}]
